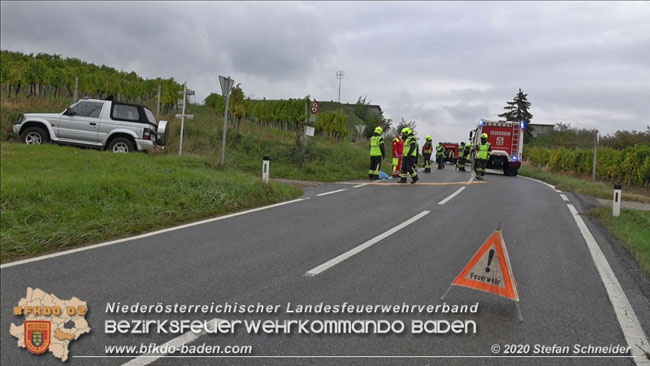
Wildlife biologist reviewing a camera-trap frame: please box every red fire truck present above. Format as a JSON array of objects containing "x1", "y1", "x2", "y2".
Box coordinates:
[{"x1": 469, "y1": 119, "x2": 524, "y2": 176}]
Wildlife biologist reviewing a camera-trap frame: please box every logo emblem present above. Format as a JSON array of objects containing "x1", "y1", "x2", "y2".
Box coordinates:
[
  {"x1": 25, "y1": 321, "x2": 50, "y2": 354},
  {"x1": 496, "y1": 137, "x2": 505, "y2": 146}
]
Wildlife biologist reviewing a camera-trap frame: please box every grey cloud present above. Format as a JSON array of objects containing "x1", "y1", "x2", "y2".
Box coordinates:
[{"x1": 2, "y1": 1, "x2": 649, "y2": 143}]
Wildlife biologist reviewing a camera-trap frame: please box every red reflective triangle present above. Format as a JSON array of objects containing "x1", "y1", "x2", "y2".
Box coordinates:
[{"x1": 451, "y1": 230, "x2": 519, "y2": 301}]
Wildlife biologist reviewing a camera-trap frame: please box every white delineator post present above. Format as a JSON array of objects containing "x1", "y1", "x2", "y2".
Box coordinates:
[
  {"x1": 262, "y1": 155, "x2": 270, "y2": 184},
  {"x1": 613, "y1": 184, "x2": 622, "y2": 217}
]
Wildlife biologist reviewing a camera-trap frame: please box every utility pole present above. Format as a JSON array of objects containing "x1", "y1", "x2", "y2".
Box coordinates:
[
  {"x1": 156, "y1": 83, "x2": 161, "y2": 118},
  {"x1": 219, "y1": 75, "x2": 235, "y2": 167},
  {"x1": 592, "y1": 129, "x2": 599, "y2": 182},
  {"x1": 336, "y1": 70, "x2": 344, "y2": 111},
  {"x1": 73, "y1": 76, "x2": 79, "y2": 101},
  {"x1": 303, "y1": 102, "x2": 308, "y2": 153},
  {"x1": 175, "y1": 83, "x2": 195, "y2": 156}
]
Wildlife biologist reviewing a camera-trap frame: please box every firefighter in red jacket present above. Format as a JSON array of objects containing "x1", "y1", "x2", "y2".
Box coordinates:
[
  {"x1": 391, "y1": 134, "x2": 403, "y2": 178},
  {"x1": 421, "y1": 135, "x2": 433, "y2": 172}
]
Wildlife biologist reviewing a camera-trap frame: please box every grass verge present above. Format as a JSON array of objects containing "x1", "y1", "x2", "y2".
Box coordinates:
[
  {"x1": 0, "y1": 143, "x2": 302, "y2": 262},
  {"x1": 519, "y1": 164, "x2": 650, "y2": 204},
  {"x1": 589, "y1": 207, "x2": 650, "y2": 277}
]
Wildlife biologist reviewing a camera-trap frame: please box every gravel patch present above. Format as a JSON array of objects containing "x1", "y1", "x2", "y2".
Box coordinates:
[
  {"x1": 271, "y1": 178, "x2": 324, "y2": 189},
  {"x1": 596, "y1": 198, "x2": 650, "y2": 212}
]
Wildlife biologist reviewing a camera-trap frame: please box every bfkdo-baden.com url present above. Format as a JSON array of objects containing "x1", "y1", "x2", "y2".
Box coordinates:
[{"x1": 105, "y1": 343, "x2": 253, "y2": 356}]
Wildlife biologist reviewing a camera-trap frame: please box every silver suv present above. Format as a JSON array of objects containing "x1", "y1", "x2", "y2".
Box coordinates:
[{"x1": 13, "y1": 99, "x2": 169, "y2": 152}]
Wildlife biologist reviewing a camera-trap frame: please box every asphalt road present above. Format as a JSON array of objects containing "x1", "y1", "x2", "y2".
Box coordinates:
[{"x1": 2, "y1": 164, "x2": 649, "y2": 366}]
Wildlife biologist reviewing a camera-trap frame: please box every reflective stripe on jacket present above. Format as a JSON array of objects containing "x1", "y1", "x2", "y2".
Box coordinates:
[
  {"x1": 436, "y1": 145, "x2": 445, "y2": 157},
  {"x1": 370, "y1": 135, "x2": 384, "y2": 156},
  {"x1": 477, "y1": 142, "x2": 491, "y2": 159},
  {"x1": 422, "y1": 142, "x2": 433, "y2": 154},
  {"x1": 405, "y1": 135, "x2": 418, "y2": 157}
]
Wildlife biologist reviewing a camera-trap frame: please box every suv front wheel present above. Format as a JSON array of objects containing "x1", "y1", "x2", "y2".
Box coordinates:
[
  {"x1": 21, "y1": 126, "x2": 50, "y2": 145},
  {"x1": 107, "y1": 137, "x2": 135, "y2": 153}
]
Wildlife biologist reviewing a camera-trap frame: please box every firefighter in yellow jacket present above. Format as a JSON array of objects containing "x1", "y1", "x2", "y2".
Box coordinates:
[
  {"x1": 399, "y1": 128, "x2": 419, "y2": 184},
  {"x1": 474, "y1": 133, "x2": 492, "y2": 180},
  {"x1": 368, "y1": 126, "x2": 385, "y2": 180}
]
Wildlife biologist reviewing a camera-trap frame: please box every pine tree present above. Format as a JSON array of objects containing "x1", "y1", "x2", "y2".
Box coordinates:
[{"x1": 499, "y1": 88, "x2": 534, "y2": 141}]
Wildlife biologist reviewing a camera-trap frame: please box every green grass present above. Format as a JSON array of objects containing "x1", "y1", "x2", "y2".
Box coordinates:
[
  {"x1": 0, "y1": 143, "x2": 302, "y2": 262},
  {"x1": 2, "y1": 98, "x2": 393, "y2": 182},
  {"x1": 519, "y1": 164, "x2": 650, "y2": 204},
  {"x1": 589, "y1": 207, "x2": 650, "y2": 277},
  {"x1": 162, "y1": 104, "x2": 393, "y2": 182},
  {"x1": 0, "y1": 99, "x2": 394, "y2": 261}
]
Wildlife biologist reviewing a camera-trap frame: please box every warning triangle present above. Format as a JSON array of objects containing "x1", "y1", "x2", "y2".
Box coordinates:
[{"x1": 450, "y1": 230, "x2": 519, "y2": 301}]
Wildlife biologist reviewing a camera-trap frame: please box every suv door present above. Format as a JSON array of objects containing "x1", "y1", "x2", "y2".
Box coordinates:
[{"x1": 58, "y1": 101, "x2": 104, "y2": 143}]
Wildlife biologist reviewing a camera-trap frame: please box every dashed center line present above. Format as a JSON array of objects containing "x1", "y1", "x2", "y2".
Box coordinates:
[
  {"x1": 316, "y1": 189, "x2": 348, "y2": 197},
  {"x1": 438, "y1": 187, "x2": 466, "y2": 205},
  {"x1": 560, "y1": 194, "x2": 569, "y2": 201},
  {"x1": 305, "y1": 211, "x2": 430, "y2": 276}
]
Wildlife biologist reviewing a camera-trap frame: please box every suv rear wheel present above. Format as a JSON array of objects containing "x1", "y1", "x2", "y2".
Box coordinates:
[
  {"x1": 107, "y1": 137, "x2": 135, "y2": 153},
  {"x1": 21, "y1": 126, "x2": 50, "y2": 145}
]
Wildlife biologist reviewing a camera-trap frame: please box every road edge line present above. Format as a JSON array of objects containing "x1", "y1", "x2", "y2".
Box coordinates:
[
  {"x1": 567, "y1": 204, "x2": 650, "y2": 365},
  {"x1": 1, "y1": 199, "x2": 305, "y2": 269}
]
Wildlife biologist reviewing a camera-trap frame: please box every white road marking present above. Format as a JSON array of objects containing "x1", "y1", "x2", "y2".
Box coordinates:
[
  {"x1": 353, "y1": 183, "x2": 368, "y2": 188},
  {"x1": 518, "y1": 175, "x2": 557, "y2": 190},
  {"x1": 122, "y1": 318, "x2": 227, "y2": 366},
  {"x1": 316, "y1": 189, "x2": 348, "y2": 197},
  {"x1": 567, "y1": 204, "x2": 650, "y2": 365},
  {"x1": 560, "y1": 194, "x2": 569, "y2": 201},
  {"x1": 0, "y1": 198, "x2": 305, "y2": 269},
  {"x1": 305, "y1": 211, "x2": 430, "y2": 276},
  {"x1": 438, "y1": 187, "x2": 466, "y2": 205},
  {"x1": 437, "y1": 174, "x2": 474, "y2": 205}
]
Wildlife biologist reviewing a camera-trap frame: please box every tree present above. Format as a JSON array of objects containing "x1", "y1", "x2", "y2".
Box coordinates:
[
  {"x1": 355, "y1": 95, "x2": 371, "y2": 121},
  {"x1": 229, "y1": 84, "x2": 246, "y2": 129},
  {"x1": 393, "y1": 118, "x2": 417, "y2": 136},
  {"x1": 499, "y1": 88, "x2": 534, "y2": 141}
]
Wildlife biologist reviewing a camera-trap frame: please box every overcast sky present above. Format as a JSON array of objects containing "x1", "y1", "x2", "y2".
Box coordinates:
[{"x1": 2, "y1": 1, "x2": 649, "y2": 143}]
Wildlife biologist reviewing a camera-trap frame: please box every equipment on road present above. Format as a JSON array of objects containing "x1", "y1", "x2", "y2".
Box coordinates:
[
  {"x1": 441, "y1": 228, "x2": 522, "y2": 321},
  {"x1": 468, "y1": 119, "x2": 524, "y2": 176}
]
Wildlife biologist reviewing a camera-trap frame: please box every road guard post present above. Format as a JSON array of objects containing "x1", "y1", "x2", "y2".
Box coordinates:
[
  {"x1": 262, "y1": 155, "x2": 270, "y2": 184},
  {"x1": 613, "y1": 184, "x2": 622, "y2": 217}
]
